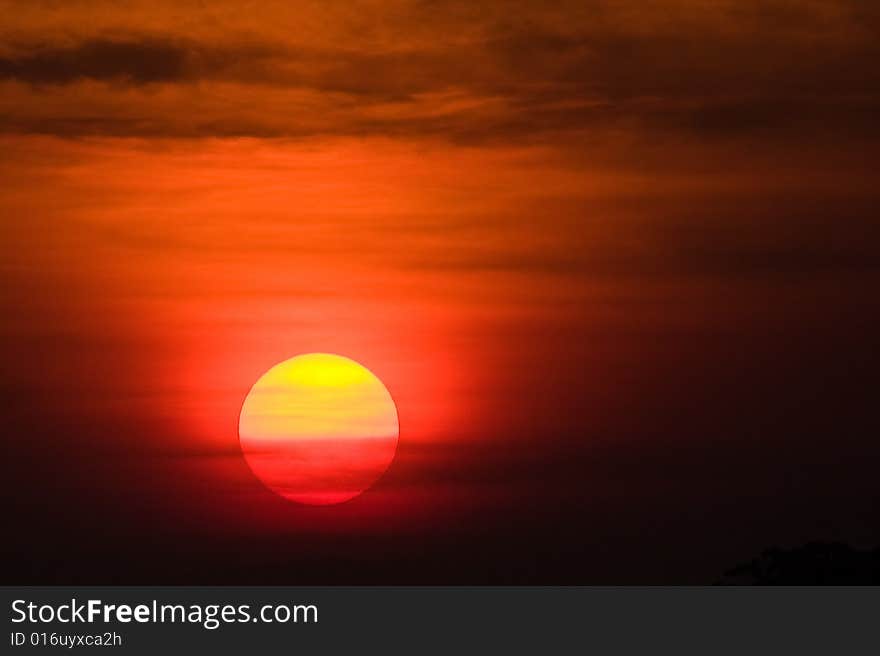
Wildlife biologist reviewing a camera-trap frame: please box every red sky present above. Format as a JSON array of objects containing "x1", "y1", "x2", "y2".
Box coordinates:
[{"x1": 2, "y1": 1, "x2": 879, "y2": 583}]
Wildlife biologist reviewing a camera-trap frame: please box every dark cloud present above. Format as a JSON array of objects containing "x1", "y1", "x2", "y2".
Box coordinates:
[
  {"x1": 2, "y1": 0, "x2": 880, "y2": 142},
  {"x1": 0, "y1": 37, "x2": 284, "y2": 84},
  {"x1": 0, "y1": 38, "x2": 192, "y2": 83}
]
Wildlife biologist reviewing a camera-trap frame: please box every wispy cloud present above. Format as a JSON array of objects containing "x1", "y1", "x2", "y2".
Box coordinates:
[{"x1": 0, "y1": 1, "x2": 878, "y2": 140}]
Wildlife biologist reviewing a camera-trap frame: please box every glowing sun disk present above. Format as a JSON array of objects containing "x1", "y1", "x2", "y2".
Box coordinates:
[{"x1": 238, "y1": 353, "x2": 399, "y2": 505}]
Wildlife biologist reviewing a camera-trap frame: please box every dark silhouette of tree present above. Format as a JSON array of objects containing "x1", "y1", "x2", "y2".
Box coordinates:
[{"x1": 717, "y1": 542, "x2": 880, "y2": 584}]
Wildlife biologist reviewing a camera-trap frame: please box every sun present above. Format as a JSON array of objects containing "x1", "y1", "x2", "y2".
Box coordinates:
[{"x1": 238, "y1": 353, "x2": 399, "y2": 505}]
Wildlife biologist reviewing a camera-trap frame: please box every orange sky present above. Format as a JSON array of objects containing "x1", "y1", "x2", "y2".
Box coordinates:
[{"x1": 2, "y1": 1, "x2": 879, "y2": 582}]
